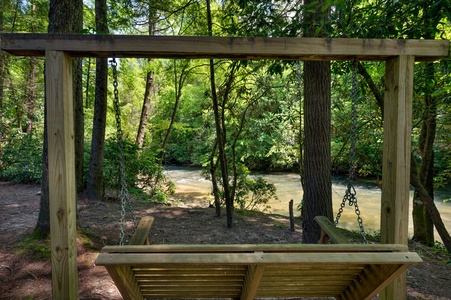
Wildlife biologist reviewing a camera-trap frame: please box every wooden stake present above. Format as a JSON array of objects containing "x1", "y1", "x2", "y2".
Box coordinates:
[{"x1": 289, "y1": 199, "x2": 295, "y2": 232}]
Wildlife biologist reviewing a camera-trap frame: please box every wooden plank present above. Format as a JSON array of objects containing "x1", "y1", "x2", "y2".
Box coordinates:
[
  {"x1": 142, "y1": 291, "x2": 240, "y2": 298},
  {"x1": 138, "y1": 278, "x2": 244, "y2": 284},
  {"x1": 241, "y1": 264, "x2": 265, "y2": 300},
  {"x1": 380, "y1": 55, "x2": 415, "y2": 300},
  {"x1": 340, "y1": 264, "x2": 402, "y2": 300},
  {"x1": 100, "y1": 243, "x2": 409, "y2": 253},
  {"x1": 315, "y1": 215, "x2": 349, "y2": 244},
  {"x1": 133, "y1": 268, "x2": 246, "y2": 275},
  {"x1": 129, "y1": 216, "x2": 154, "y2": 245},
  {"x1": 1, "y1": 34, "x2": 449, "y2": 61},
  {"x1": 104, "y1": 266, "x2": 143, "y2": 300},
  {"x1": 96, "y1": 251, "x2": 422, "y2": 266},
  {"x1": 45, "y1": 50, "x2": 78, "y2": 300},
  {"x1": 140, "y1": 284, "x2": 242, "y2": 291}
]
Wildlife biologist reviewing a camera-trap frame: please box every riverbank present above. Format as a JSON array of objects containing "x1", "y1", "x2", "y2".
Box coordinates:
[
  {"x1": 165, "y1": 166, "x2": 451, "y2": 243},
  {"x1": 0, "y1": 181, "x2": 450, "y2": 299}
]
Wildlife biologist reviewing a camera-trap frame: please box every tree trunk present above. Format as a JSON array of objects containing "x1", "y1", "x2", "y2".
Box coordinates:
[
  {"x1": 36, "y1": 0, "x2": 81, "y2": 237},
  {"x1": 411, "y1": 154, "x2": 451, "y2": 253},
  {"x1": 302, "y1": 0, "x2": 332, "y2": 243},
  {"x1": 412, "y1": 63, "x2": 436, "y2": 246},
  {"x1": 36, "y1": 108, "x2": 50, "y2": 237},
  {"x1": 410, "y1": 2, "x2": 443, "y2": 246},
  {"x1": 136, "y1": 7, "x2": 157, "y2": 148},
  {"x1": 25, "y1": 57, "x2": 37, "y2": 134},
  {"x1": 87, "y1": 0, "x2": 109, "y2": 201},
  {"x1": 73, "y1": 0, "x2": 84, "y2": 193},
  {"x1": 302, "y1": 60, "x2": 332, "y2": 243},
  {"x1": 209, "y1": 141, "x2": 221, "y2": 217},
  {"x1": 295, "y1": 61, "x2": 305, "y2": 190},
  {"x1": 0, "y1": 0, "x2": 3, "y2": 159},
  {"x1": 159, "y1": 64, "x2": 180, "y2": 164},
  {"x1": 207, "y1": 0, "x2": 233, "y2": 227},
  {"x1": 136, "y1": 70, "x2": 155, "y2": 147},
  {"x1": 85, "y1": 58, "x2": 92, "y2": 107},
  {"x1": 357, "y1": 62, "x2": 384, "y2": 118}
]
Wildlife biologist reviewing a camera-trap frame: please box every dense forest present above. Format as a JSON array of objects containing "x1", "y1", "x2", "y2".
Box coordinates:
[{"x1": 0, "y1": 0, "x2": 450, "y2": 249}]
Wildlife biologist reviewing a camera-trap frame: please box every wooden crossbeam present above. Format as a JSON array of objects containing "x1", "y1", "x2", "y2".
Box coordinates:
[{"x1": 1, "y1": 33, "x2": 449, "y2": 61}]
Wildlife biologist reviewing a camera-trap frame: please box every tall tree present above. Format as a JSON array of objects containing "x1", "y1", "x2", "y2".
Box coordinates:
[
  {"x1": 23, "y1": 2, "x2": 43, "y2": 134},
  {"x1": 36, "y1": 0, "x2": 83, "y2": 236},
  {"x1": 411, "y1": 1, "x2": 446, "y2": 246},
  {"x1": 302, "y1": 0, "x2": 333, "y2": 243},
  {"x1": 73, "y1": 1, "x2": 84, "y2": 193},
  {"x1": 0, "y1": 0, "x2": 5, "y2": 153},
  {"x1": 136, "y1": 1, "x2": 157, "y2": 148},
  {"x1": 24, "y1": 57, "x2": 37, "y2": 134},
  {"x1": 87, "y1": 0, "x2": 109, "y2": 200},
  {"x1": 207, "y1": 0, "x2": 233, "y2": 227}
]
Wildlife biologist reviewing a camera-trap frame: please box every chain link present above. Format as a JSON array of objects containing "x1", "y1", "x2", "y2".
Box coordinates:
[
  {"x1": 110, "y1": 58, "x2": 137, "y2": 245},
  {"x1": 335, "y1": 60, "x2": 367, "y2": 244}
]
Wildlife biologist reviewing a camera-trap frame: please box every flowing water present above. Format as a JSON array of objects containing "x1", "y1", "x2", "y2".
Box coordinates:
[{"x1": 164, "y1": 166, "x2": 451, "y2": 242}]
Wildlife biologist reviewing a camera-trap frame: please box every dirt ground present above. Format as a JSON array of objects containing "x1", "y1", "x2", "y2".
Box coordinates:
[{"x1": 0, "y1": 181, "x2": 450, "y2": 300}]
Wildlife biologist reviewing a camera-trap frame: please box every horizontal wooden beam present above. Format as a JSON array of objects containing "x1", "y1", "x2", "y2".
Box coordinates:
[
  {"x1": 100, "y1": 243, "x2": 410, "y2": 253},
  {"x1": 96, "y1": 251, "x2": 422, "y2": 266},
  {"x1": 1, "y1": 33, "x2": 449, "y2": 61}
]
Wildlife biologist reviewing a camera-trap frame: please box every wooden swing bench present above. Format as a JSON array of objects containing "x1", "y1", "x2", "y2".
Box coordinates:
[{"x1": 95, "y1": 216, "x2": 421, "y2": 300}]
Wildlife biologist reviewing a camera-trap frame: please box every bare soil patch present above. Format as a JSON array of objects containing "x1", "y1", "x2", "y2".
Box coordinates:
[{"x1": 0, "y1": 181, "x2": 450, "y2": 299}]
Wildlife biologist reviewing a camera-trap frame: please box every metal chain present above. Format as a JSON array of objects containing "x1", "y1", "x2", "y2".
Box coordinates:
[
  {"x1": 335, "y1": 60, "x2": 367, "y2": 244},
  {"x1": 110, "y1": 58, "x2": 137, "y2": 245}
]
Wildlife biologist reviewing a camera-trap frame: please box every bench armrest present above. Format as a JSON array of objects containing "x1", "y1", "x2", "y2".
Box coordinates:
[
  {"x1": 129, "y1": 216, "x2": 154, "y2": 245},
  {"x1": 314, "y1": 216, "x2": 349, "y2": 244}
]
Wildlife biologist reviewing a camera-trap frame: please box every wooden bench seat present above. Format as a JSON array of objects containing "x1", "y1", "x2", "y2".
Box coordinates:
[{"x1": 95, "y1": 217, "x2": 421, "y2": 300}]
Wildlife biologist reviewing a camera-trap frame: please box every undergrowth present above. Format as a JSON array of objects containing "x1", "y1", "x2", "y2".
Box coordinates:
[{"x1": 17, "y1": 231, "x2": 51, "y2": 260}]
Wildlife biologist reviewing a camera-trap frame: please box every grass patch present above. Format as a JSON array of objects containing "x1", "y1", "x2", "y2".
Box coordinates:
[
  {"x1": 78, "y1": 228, "x2": 98, "y2": 251},
  {"x1": 16, "y1": 231, "x2": 51, "y2": 260}
]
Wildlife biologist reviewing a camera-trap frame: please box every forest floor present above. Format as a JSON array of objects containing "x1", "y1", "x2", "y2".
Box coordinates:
[{"x1": 0, "y1": 180, "x2": 450, "y2": 300}]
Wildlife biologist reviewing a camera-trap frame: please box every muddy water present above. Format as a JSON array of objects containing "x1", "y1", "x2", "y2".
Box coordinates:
[{"x1": 165, "y1": 166, "x2": 451, "y2": 242}]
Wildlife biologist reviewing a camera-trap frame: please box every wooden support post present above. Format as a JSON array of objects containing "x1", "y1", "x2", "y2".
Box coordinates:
[
  {"x1": 380, "y1": 55, "x2": 414, "y2": 299},
  {"x1": 241, "y1": 264, "x2": 265, "y2": 300},
  {"x1": 46, "y1": 50, "x2": 78, "y2": 299}
]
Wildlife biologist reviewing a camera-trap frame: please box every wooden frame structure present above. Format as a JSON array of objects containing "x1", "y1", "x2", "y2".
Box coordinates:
[{"x1": 1, "y1": 33, "x2": 449, "y2": 299}]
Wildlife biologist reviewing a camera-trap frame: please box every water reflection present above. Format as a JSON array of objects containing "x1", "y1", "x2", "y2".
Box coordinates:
[{"x1": 164, "y1": 166, "x2": 451, "y2": 242}]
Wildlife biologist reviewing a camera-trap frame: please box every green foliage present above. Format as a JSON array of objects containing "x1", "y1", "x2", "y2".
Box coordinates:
[
  {"x1": 433, "y1": 240, "x2": 449, "y2": 255},
  {"x1": 2, "y1": 0, "x2": 451, "y2": 203},
  {"x1": 0, "y1": 132, "x2": 42, "y2": 183},
  {"x1": 235, "y1": 175, "x2": 278, "y2": 212},
  {"x1": 103, "y1": 138, "x2": 174, "y2": 202},
  {"x1": 205, "y1": 164, "x2": 278, "y2": 212},
  {"x1": 137, "y1": 146, "x2": 176, "y2": 202}
]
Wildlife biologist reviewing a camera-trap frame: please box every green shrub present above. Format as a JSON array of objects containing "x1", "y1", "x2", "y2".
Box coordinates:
[
  {"x1": 103, "y1": 138, "x2": 174, "y2": 202},
  {"x1": 0, "y1": 132, "x2": 42, "y2": 183}
]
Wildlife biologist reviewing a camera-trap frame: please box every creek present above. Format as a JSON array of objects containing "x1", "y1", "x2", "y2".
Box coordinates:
[{"x1": 164, "y1": 166, "x2": 451, "y2": 243}]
